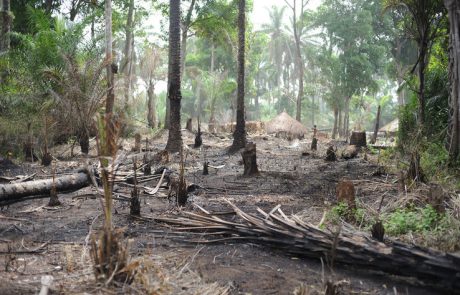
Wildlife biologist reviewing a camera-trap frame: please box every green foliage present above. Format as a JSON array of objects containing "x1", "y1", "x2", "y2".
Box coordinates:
[
  {"x1": 327, "y1": 202, "x2": 368, "y2": 224},
  {"x1": 383, "y1": 205, "x2": 439, "y2": 235},
  {"x1": 420, "y1": 143, "x2": 449, "y2": 180}
]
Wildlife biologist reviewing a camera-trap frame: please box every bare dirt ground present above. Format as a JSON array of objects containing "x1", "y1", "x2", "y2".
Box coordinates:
[{"x1": 0, "y1": 130, "x2": 443, "y2": 294}]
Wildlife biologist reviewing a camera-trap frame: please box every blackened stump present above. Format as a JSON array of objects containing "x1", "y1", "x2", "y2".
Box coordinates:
[
  {"x1": 349, "y1": 131, "x2": 366, "y2": 147},
  {"x1": 241, "y1": 142, "x2": 259, "y2": 176},
  {"x1": 311, "y1": 137, "x2": 318, "y2": 151}
]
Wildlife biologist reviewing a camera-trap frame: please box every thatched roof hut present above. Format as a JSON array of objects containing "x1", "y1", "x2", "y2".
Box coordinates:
[
  {"x1": 379, "y1": 119, "x2": 398, "y2": 134},
  {"x1": 265, "y1": 111, "x2": 308, "y2": 138}
]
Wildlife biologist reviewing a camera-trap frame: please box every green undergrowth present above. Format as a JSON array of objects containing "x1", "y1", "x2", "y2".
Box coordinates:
[{"x1": 325, "y1": 201, "x2": 460, "y2": 251}]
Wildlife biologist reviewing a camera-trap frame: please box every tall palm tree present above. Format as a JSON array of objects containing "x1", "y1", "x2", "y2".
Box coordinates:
[
  {"x1": 230, "y1": 0, "x2": 246, "y2": 151},
  {"x1": 261, "y1": 6, "x2": 287, "y2": 88},
  {"x1": 165, "y1": 0, "x2": 183, "y2": 152}
]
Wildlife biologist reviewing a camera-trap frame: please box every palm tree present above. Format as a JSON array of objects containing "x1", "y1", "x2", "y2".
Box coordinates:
[
  {"x1": 165, "y1": 0, "x2": 183, "y2": 152},
  {"x1": 230, "y1": 0, "x2": 246, "y2": 151},
  {"x1": 261, "y1": 6, "x2": 287, "y2": 88}
]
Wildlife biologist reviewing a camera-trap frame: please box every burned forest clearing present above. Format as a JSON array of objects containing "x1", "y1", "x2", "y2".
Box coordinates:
[
  {"x1": 1, "y1": 129, "x2": 459, "y2": 294},
  {"x1": 3, "y1": 0, "x2": 460, "y2": 294}
]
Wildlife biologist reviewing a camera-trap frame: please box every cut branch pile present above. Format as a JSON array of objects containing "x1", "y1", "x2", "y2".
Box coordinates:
[{"x1": 157, "y1": 200, "x2": 460, "y2": 291}]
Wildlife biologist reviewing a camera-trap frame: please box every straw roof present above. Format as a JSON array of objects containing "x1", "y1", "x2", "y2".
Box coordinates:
[
  {"x1": 265, "y1": 111, "x2": 308, "y2": 136},
  {"x1": 379, "y1": 119, "x2": 398, "y2": 133}
]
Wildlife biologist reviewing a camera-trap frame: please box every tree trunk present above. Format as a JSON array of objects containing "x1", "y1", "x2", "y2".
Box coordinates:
[
  {"x1": 338, "y1": 109, "x2": 343, "y2": 138},
  {"x1": 332, "y1": 106, "x2": 338, "y2": 139},
  {"x1": 241, "y1": 143, "x2": 259, "y2": 176},
  {"x1": 122, "y1": 0, "x2": 135, "y2": 107},
  {"x1": 147, "y1": 80, "x2": 157, "y2": 128},
  {"x1": 165, "y1": 0, "x2": 183, "y2": 153},
  {"x1": 371, "y1": 105, "x2": 381, "y2": 144},
  {"x1": 0, "y1": 0, "x2": 11, "y2": 54},
  {"x1": 418, "y1": 43, "x2": 427, "y2": 127},
  {"x1": 0, "y1": 171, "x2": 89, "y2": 203},
  {"x1": 230, "y1": 0, "x2": 246, "y2": 152},
  {"x1": 180, "y1": 0, "x2": 196, "y2": 79},
  {"x1": 105, "y1": 0, "x2": 116, "y2": 155},
  {"x1": 344, "y1": 96, "x2": 350, "y2": 139},
  {"x1": 446, "y1": 0, "x2": 460, "y2": 162}
]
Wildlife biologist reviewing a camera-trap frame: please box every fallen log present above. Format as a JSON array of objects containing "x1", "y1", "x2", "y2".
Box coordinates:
[
  {"x1": 155, "y1": 201, "x2": 460, "y2": 291},
  {"x1": 0, "y1": 170, "x2": 90, "y2": 203}
]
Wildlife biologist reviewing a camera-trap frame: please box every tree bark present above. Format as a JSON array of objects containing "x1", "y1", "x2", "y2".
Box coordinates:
[
  {"x1": 371, "y1": 105, "x2": 381, "y2": 144},
  {"x1": 122, "y1": 0, "x2": 135, "y2": 107},
  {"x1": 446, "y1": 0, "x2": 460, "y2": 162},
  {"x1": 230, "y1": 0, "x2": 247, "y2": 152},
  {"x1": 147, "y1": 80, "x2": 157, "y2": 128},
  {"x1": 332, "y1": 106, "x2": 338, "y2": 139},
  {"x1": 0, "y1": 171, "x2": 89, "y2": 203},
  {"x1": 105, "y1": 0, "x2": 116, "y2": 156},
  {"x1": 0, "y1": 0, "x2": 11, "y2": 54},
  {"x1": 165, "y1": 0, "x2": 183, "y2": 153}
]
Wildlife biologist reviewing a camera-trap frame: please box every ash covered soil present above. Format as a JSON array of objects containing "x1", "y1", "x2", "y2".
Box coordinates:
[{"x1": 0, "y1": 130, "x2": 439, "y2": 294}]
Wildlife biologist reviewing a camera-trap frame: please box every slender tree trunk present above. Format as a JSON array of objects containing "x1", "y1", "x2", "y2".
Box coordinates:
[
  {"x1": 147, "y1": 80, "x2": 156, "y2": 128},
  {"x1": 371, "y1": 105, "x2": 381, "y2": 144},
  {"x1": 105, "y1": 0, "x2": 116, "y2": 156},
  {"x1": 446, "y1": 0, "x2": 460, "y2": 162},
  {"x1": 344, "y1": 96, "x2": 350, "y2": 139},
  {"x1": 180, "y1": 0, "x2": 196, "y2": 79},
  {"x1": 0, "y1": 0, "x2": 11, "y2": 53},
  {"x1": 122, "y1": 0, "x2": 135, "y2": 108},
  {"x1": 165, "y1": 0, "x2": 183, "y2": 153},
  {"x1": 332, "y1": 106, "x2": 338, "y2": 139},
  {"x1": 418, "y1": 42, "x2": 427, "y2": 127},
  {"x1": 231, "y1": 0, "x2": 246, "y2": 151},
  {"x1": 338, "y1": 109, "x2": 343, "y2": 138}
]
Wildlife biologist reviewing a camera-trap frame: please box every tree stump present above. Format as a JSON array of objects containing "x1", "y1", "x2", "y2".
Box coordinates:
[
  {"x1": 142, "y1": 154, "x2": 151, "y2": 175},
  {"x1": 336, "y1": 179, "x2": 356, "y2": 210},
  {"x1": 341, "y1": 145, "x2": 358, "y2": 159},
  {"x1": 78, "y1": 132, "x2": 89, "y2": 155},
  {"x1": 186, "y1": 118, "x2": 193, "y2": 132},
  {"x1": 133, "y1": 133, "x2": 141, "y2": 152},
  {"x1": 349, "y1": 131, "x2": 366, "y2": 147},
  {"x1": 371, "y1": 220, "x2": 385, "y2": 242},
  {"x1": 48, "y1": 185, "x2": 61, "y2": 207},
  {"x1": 203, "y1": 162, "x2": 209, "y2": 175},
  {"x1": 130, "y1": 187, "x2": 140, "y2": 216},
  {"x1": 325, "y1": 146, "x2": 336, "y2": 161},
  {"x1": 311, "y1": 138, "x2": 318, "y2": 151},
  {"x1": 241, "y1": 142, "x2": 259, "y2": 176},
  {"x1": 41, "y1": 152, "x2": 52, "y2": 166}
]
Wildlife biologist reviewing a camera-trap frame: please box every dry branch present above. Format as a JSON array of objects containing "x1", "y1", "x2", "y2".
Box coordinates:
[{"x1": 155, "y1": 201, "x2": 460, "y2": 291}]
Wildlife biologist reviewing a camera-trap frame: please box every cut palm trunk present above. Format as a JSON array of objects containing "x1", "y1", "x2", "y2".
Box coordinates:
[
  {"x1": 156, "y1": 201, "x2": 460, "y2": 291},
  {"x1": 0, "y1": 170, "x2": 89, "y2": 203}
]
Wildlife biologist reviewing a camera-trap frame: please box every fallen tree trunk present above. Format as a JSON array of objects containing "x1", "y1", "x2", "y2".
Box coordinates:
[
  {"x1": 156, "y1": 201, "x2": 460, "y2": 291},
  {"x1": 0, "y1": 170, "x2": 90, "y2": 203}
]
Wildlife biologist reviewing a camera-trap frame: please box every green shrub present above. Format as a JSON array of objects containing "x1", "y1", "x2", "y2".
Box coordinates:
[
  {"x1": 420, "y1": 142, "x2": 449, "y2": 180},
  {"x1": 327, "y1": 202, "x2": 369, "y2": 225},
  {"x1": 383, "y1": 205, "x2": 439, "y2": 235}
]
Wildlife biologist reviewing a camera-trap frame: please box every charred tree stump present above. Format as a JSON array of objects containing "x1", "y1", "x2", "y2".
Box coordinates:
[
  {"x1": 408, "y1": 152, "x2": 424, "y2": 182},
  {"x1": 311, "y1": 138, "x2": 318, "y2": 151},
  {"x1": 349, "y1": 131, "x2": 366, "y2": 147},
  {"x1": 370, "y1": 105, "x2": 381, "y2": 144},
  {"x1": 336, "y1": 179, "x2": 356, "y2": 211},
  {"x1": 186, "y1": 118, "x2": 193, "y2": 132},
  {"x1": 371, "y1": 220, "x2": 385, "y2": 242},
  {"x1": 194, "y1": 118, "x2": 202, "y2": 148},
  {"x1": 130, "y1": 161, "x2": 141, "y2": 215},
  {"x1": 133, "y1": 133, "x2": 141, "y2": 152},
  {"x1": 142, "y1": 154, "x2": 151, "y2": 175},
  {"x1": 41, "y1": 152, "x2": 52, "y2": 167},
  {"x1": 47, "y1": 182, "x2": 61, "y2": 207},
  {"x1": 203, "y1": 162, "x2": 209, "y2": 175},
  {"x1": 325, "y1": 146, "x2": 337, "y2": 161},
  {"x1": 241, "y1": 142, "x2": 259, "y2": 176},
  {"x1": 79, "y1": 132, "x2": 89, "y2": 155}
]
